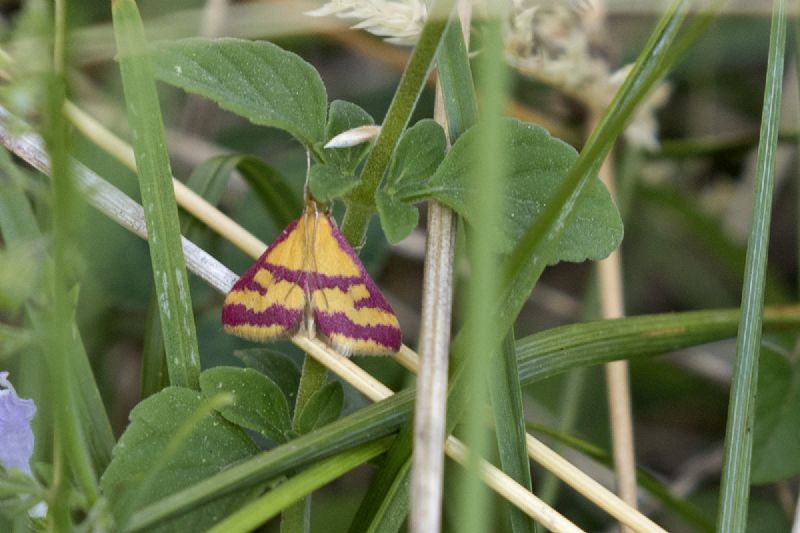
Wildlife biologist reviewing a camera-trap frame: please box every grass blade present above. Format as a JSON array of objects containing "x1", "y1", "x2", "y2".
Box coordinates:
[
  {"x1": 208, "y1": 438, "x2": 394, "y2": 533},
  {"x1": 457, "y1": 11, "x2": 508, "y2": 532},
  {"x1": 112, "y1": 0, "x2": 201, "y2": 389},
  {"x1": 489, "y1": 332, "x2": 535, "y2": 533},
  {"x1": 717, "y1": 1, "x2": 787, "y2": 530}
]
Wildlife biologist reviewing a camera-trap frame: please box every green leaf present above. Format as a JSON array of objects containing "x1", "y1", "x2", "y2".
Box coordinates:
[
  {"x1": 489, "y1": 333, "x2": 534, "y2": 533},
  {"x1": 309, "y1": 163, "x2": 361, "y2": 202},
  {"x1": 384, "y1": 119, "x2": 446, "y2": 193},
  {"x1": 295, "y1": 382, "x2": 343, "y2": 435},
  {"x1": 150, "y1": 38, "x2": 327, "y2": 148},
  {"x1": 113, "y1": 0, "x2": 201, "y2": 389},
  {"x1": 233, "y1": 348, "x2": 301, "y2": 412},
  {"x1": 375, "y1": 190, "x2": 419, "y2": 244},
  {"x1": 751, "y1": 337, "x2": 800, "y2": 484},
  {"x1": 199, "y1": 366, "x2": 292, "y2": 443},
  {"x1": 321, "y1": 100, "x2": 375, "y2": 174},
  {"x1": 100, "y1": 387, "x2": 258, "y2": 531},
  {"x1": 409, "y1": 118, "x2": 623, "y2": 262},
  {"x1": 435, "y1": 18, "x2": 478, "y2": 141},
  {"x1": 375, "y1": 119, "x2": 445, "y2": 242}
]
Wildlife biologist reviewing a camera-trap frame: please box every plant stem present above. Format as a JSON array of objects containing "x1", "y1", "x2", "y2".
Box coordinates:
[
  {"x1": 340, "y1": 0, "x2": 452, "y2": 246},
  {"x1": 593, "y1": 124, "x2": 638, "y2": 524},
  {"x1": 281, "y1": 356, "x2": 328, "y2": 533}
]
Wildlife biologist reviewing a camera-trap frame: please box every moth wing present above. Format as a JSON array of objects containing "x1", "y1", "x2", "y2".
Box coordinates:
[
  {"x1": 308, "y1": 214, "x2": 401, "y2": 356},
  {"x1": 222, "y1": 218, "x2": 308, "y2": 342}
]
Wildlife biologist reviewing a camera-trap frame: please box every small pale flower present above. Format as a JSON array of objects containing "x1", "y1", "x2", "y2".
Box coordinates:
[
  {"x1": 325, "y1": 125, "x2": 382, "y2": 148},
  {"x1": 306, "y1": 0, "x2": 428, "y2": 45},
  {"x1": 0, "y1": 371, "x2": 36, "y2": 476}
]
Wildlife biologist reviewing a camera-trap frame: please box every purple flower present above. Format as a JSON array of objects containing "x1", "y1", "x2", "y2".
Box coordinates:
[{"x1": 0, "y1": 371, "x2": 36, "y2": 476}]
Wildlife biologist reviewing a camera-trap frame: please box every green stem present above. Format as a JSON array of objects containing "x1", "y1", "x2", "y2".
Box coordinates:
[
  {"x1": 717, "y1": 1, "x2": 786, "y2": 531},
  {"x1": 340, "y1": 0, "x2": 452, "y2": 246},
  {"x1": 47, "y1": 3, "x2": 99, "y2": 503},
  {"x1": 280, "y1": 356, "x2": 329, "y2": 533}
]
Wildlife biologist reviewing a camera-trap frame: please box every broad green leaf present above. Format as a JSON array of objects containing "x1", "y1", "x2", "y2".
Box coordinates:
[
  {"x1": 309, "y1": 163, "x2": 361, "y2": 202},
  {"x1": 321, "y1": 100, "x2": 375, "y2": 174},
  {"x1": 295, "y1": 382, "x2": 344, "y2": 435},
  {"x1": 385, "y1": 119, "x2": 447, "y2": 193},
  {"x1": 199, "y1": 366, "x2": 292, "y2": 443},
  {"x1": 375, "y1": 190, "x2": 418, "y2": 244},
  {"x1": 100, "y1": 387, "x2": 258, "y2": 532},
  {"x1": 751, "y1": 336, "x2": 800, "y2": 483},
  {"x1": 233, "y1": 348, "x2": 301, "y2": 412},
  {"x1": 150, "y1": 38, "x2": 327, "y2": 147},
  {"x1": 375, "y1": 119, "x2": 445, "y2": 242},
  {"x1": 407, "y1": 118, "x2": 623, "y2": 262}
]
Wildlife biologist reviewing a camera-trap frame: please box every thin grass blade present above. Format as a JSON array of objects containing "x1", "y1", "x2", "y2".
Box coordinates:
[
  {"x1": 112, "y1": 0, "x2": 201, "y2": 389},
  {"x1": 717, "y1": 1, "x2": 787, "y2": 530}
]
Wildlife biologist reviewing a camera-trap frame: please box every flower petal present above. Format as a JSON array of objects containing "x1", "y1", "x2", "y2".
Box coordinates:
[{"x1": 0, "y1": 372, "x2": 36, "y2": 476}]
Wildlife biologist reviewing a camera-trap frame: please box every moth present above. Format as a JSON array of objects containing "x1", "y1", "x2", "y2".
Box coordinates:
[{"x1": 222, "y1": 200, "x2": 401, "y2": 356}]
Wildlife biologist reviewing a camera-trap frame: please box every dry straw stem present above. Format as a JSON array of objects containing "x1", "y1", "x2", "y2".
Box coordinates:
[
  {"x1": 594, "y1": 127, "x2": 639, "y2": 522},
  {"x1": 410, "y1": 88, "x2": 458, "y2": 533},
  {"x1": 63, "y1": 101, "x2": 267, "y2": 257},
  {"x1": 43, "y1": 102, "x2": 665, "y2": 532}
]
